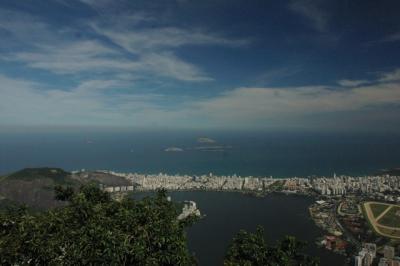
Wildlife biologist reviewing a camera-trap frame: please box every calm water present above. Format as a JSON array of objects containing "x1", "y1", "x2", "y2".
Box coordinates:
[
  {"x1": 0, "y1": 130, "x2": 399, "y2": 177},
  {"x1": 136, "y1": 191, "x2": 346, "y2": 266}
]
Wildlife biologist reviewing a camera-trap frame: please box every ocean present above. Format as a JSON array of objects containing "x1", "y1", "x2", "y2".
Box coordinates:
[{"x1": 0, "y1": 129, "x2": 399, "y2": 177}]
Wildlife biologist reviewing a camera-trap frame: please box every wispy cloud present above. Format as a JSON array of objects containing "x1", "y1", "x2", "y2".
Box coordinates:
[
  {"x1": 288, "y1": 0, "x2": 329, "y2": 32},
  {"x1": 374, "y1": 32, "x2": 400, "y2": 44},
  {"x1": 139, "y1": 52, "x2": 213, "y2": 82},
  {"x1": 365, "y1": 31, "x2": 400, "y2": 46},
  {"x1": 91, "y1": 24, "x2": 248, "y2": 53},
  {"x1": 0, "y1": 9, "x2": 58, "y2": 47},
  {"x1": 4, "y1": 40, "x2": 137, "y2": 75},
  {"x1": 189, "y1": 70, "x2": 400, "y2": 129},
  {"x1": 0, "y1": 74, "x2": 168, "y2": 126},
  {"x1": 337, "y1": 79, "x2": 369, "y2": 87},
  {"x1": 2, "y1": 69, "x2": 400, "y2": 130},
  {"x1": 0, "y1": 6, "x2": 247, "y2": 82},
  {"x1": 378, "y1": 68, "x2": 400, "y2": 82},
  {"x1": 1, "y1": 2, "x2": 400, "y2": 131}
]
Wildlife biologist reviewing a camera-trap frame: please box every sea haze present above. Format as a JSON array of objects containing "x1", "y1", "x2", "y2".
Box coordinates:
[{"x1": 0, "y1": 129, "x2": 399, "y2": 177}]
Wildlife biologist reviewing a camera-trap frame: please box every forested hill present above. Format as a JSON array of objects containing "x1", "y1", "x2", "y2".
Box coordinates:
[{"x1": 0, "y1": 168, "x2": 78, "y2": 209}]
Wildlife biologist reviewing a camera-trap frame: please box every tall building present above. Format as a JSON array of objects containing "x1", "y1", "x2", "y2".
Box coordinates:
[
  {"x1": 354, "y1": 245, "x2": 376, "y2": 266},
  {"x1": 378, "y1": 258, "x2": 390, "y2": 266},
  {"x1": 364, "y1": 243, "x2": 377, "y2": 257},
  {"x1": 384, "y1": 246, "x2": 395, "y2": 259},
  {"x1": 364, "y1": 253, "x2": 374, "y2": 266},
  {"x1": 355, "y1": 255, "x2": 363, "y2": 266},
  {"x1": 378, "y1": 257, "x2": 400, "y2": 266}
]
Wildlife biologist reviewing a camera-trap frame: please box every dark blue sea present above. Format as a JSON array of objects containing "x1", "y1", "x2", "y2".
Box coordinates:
[{"x1": 0, "y1": 129, "x2": 399, "y2": 177}]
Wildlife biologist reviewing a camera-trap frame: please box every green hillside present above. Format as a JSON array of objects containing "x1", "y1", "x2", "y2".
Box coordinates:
[
  {"x1": 7, "y1": 168, "x2": 72, "y2": 184},
  {"x1": 0, "y1": 168, "x2": 77, "y2": 209}
]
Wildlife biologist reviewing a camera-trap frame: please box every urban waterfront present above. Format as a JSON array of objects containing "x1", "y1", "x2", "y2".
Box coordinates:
[{"x1": 135, "y1": 191, "x2": 346, "y2": 266}]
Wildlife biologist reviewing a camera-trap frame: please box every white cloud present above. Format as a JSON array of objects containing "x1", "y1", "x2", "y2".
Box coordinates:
[
  {"x1": 376, "y1": 32, "x2": 400, "y2": 44},
  {"x1": 2, "y1": 68, "x2": 400, "y2": 130},
  {"x1": 385, "y1": 32, "x2": 400, "y2": 42},
  {"x1": 6, "y1": 40, "x2": 138, "y2": 75},
  {"x1": 140, "y1": 52, "x2": 213, "y2": 82},
  {"x1": 196, "y1": 82, "x2": 400, "y2": 117},
  {"x1": 5, "y1": 40, "x2": 213, "y2": 81},
  {"x1": 366, "y1": 32, "x2": 400, "y2": 46},
  {"x1": 0, "y1": 74, "x2": 169, "y2": 126},
  {"x1": 379, "y1": 68, "x2": 400, "y2": 82},
  {"x1": 79, "y1": 0, "x2": 110, "y2": 7},
  {"x1": 0, "y1": 6, "x2": 248, "y2": 82},
  {"x1": 185, "y1": 71, "x2": 400, "y2": 129},
  {"x1": 337, "y1": 79, "x2": 369, "y2": 87},
  {"x1": 1, "y1": 4, "x2": 399, "y2": 131},
  {"x1": 92, "y1": 25, "x2": 248, "y2": 53},
  {"x1": 77, "y1": 0, "x2": 120, "y2": 15},
  {"x1": 288, "y1": 0, "x2": 329, "y2": 32},
  {"x1": 0, "y1": 9, "x2": 58, "y2": 46}
]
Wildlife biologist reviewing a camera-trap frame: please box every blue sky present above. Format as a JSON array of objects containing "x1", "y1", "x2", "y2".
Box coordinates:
[{"x1": 1, "y1": 0, "x2": 400, "y2": 131}]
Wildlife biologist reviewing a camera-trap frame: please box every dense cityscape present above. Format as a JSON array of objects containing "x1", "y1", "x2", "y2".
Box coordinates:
[
  {"x1": 83, "y1": 170, "x2": 400, "y2": 201},
  {"x1": 73, "y1": 170, "x2": 400, "y2": 266}
]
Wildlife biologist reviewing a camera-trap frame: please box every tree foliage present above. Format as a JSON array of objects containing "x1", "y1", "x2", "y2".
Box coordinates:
[
  {"x1": 224, "y1": 226, "x2": 319, "y2": 266},
  {"x1": 0, "y1": 185, "x2": 195, "y2": 265},
  {"x1": 0, "y1": 184, "x2": 319, "y2": 265}
]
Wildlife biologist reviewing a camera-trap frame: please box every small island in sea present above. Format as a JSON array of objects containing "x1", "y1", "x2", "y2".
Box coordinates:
[
  {"x1": 197, "y1": 137, "x2": 216, "y2": 144},
  {"x1": 193, "y1": 145, "x2": 233, "y2": 152},
  {"x1": 164, "y1": 147, "x2": 184, "y2": 152}
]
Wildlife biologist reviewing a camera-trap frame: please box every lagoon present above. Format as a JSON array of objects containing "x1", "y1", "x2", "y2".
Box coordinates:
[{"x1": 137, "y1": 191, "x2": 346, "y2": 266}]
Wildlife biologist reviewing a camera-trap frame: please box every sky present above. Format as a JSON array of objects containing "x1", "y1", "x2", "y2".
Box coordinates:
[{"x1": 0, "y1": 0, "x2": 400, "y2": 131}]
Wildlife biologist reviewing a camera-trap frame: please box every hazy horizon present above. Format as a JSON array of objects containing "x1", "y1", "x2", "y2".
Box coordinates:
[{"x1": 1, "y1": 0, "x2": 400, "y2": 132}]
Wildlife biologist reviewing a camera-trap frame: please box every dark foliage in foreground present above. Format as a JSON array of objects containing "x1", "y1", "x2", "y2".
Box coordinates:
[
  {"x1": 224, "y1": 226, "x2": 319, "y2": 266},
  {"x1": 0, "y1": 184, "x2": 318, "y2": 265},
  {"x1": 0, "y1": 185, "x2": 196, "y2": 265}
]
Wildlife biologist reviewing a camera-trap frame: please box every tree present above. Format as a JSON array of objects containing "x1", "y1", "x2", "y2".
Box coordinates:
[
  {"x1": 0, "y1": 184, "x2": 318, "y2": 265},
  {"x1": 54, "y1": 185, "x2": 74, "y2": 201},
  {"x1": 224, "y1": 226, "x2": 319, "y2": 266},
  {"x1": 0, "y1": 185, "x2": 196, "y2": 265}
]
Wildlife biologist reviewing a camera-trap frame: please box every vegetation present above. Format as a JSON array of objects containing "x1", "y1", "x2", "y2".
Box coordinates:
[
  {"x1": 224, "y1": 226, "x2": 318, "y2": 266},
  {"x1": 0, "y1": 182, "x2": 318, "y2": 265},
  {"x1": 0, "y1": 185, "x2": 196, "y2": 265},
  {"x1": 0, "y1": 198, "x2": 20, "y2": 212},
  {"x1": 269, "y1": 180, "x2": 285, "y2": 191},
  {"x1": 378, "y1": 206, "x2": 400, "y2": 228},
  {"x1": 0, "y1": 168, "x2": 80, "y2": 209},
  {"x1": 377, "y1": 226, "x2": 400, "y2": 238},
  {"x1": 363, "y1": 202, "x2": 400, "y2": 239},
  {"x1": 7, "y1": 167, "x2": 72, "y2": 185},
  {"x1": 369, "y1": 203, "x2": 389, "y2": 218}
]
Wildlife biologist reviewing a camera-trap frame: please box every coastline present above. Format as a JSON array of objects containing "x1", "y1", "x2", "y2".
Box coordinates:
[{"x1": 78, "y1": 169, "x2": 399, "y2": 264}]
